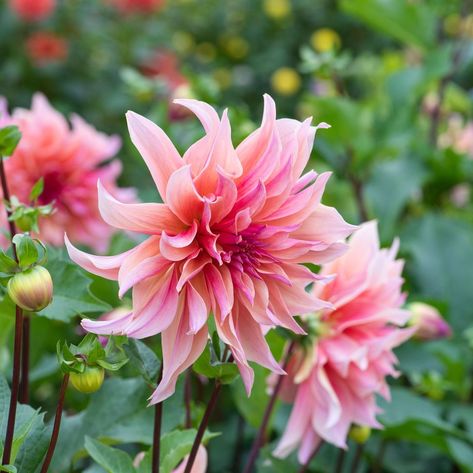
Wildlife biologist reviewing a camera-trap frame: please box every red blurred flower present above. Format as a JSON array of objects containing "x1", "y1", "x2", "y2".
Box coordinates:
[
  {"x1": 107, "y1": 0, "x2": 165, "y2": 14},
  {"x1": 26, "y1": 32, "x2": 68, "y2": 65},
  {"x1": 9, "y1": 0, "x2": 55, "y2": 21},
  {"x1": 141, "y1": 49, "x2": 188, "y2": 91}
]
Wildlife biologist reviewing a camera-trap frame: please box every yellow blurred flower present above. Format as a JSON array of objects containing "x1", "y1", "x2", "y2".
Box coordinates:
[
  {"x1": 195, "y1": 42, "x2": 217, "y2": 63},
  {"x1": 263, "y1": 0, "x2": 291, "y2": 20},
  {"x1": 310, "y1": 28, "x2": 341, "y2": 53},
  {"x1": 220, "y1": 35, "x2": 249, "y2": 60},
  {"x1": 382, "y1": 51, "x2": 404, "y2": 73},
  {"x1": 462, "y1": 14, "x2": 473, "y2": 37},
  {"x1": 271, "y1": 67, "x2": 301, "y2": 96},
  {"x1": 213, "y1": 67, "x2": 233, "y2": 90},
  {"x1": 172, "y1": 31, "x2": 195, "y2": 55},
  {"x1": 443, "y1": 14, "x2": 462, "y2": 36}
]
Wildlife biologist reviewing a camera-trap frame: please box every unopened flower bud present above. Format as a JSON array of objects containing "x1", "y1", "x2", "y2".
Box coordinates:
[
  {"x1": 349, "y1": 425, "x2": 371, "y2": 444},
  {"x1": 7, "y1": 265, "x2": 53, "y2": 312},
  {"x1": 408, "y1": 303, "x2": 452, "y2": 341},
  {"x1": 70, "y1": 366, "x2": 104, "y2": 394}
]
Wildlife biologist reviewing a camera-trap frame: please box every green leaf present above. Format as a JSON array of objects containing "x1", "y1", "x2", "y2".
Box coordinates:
[
  {"x1": 0, "y1": 465, "x2": 17, "y2": 473},
  {"x1": 124, "y1": 339, "x2": 160, "y2": 383},
  {"x1": 0, "y1": 126, "x2": 21, "y2": 157},
  {"x1": 12, "y1": 234, "x2": 38, "y2": 268},
  {"x1": 160, "y1": 429, "x2": 218, "y2": 473},
  {"x1": 84, "y1": 437, "x2": 135, "y2": 473},
  {"x1": 29, "y1": 178, "x2": 44, "y2": 202},
  {"x1": 402, "y1": 214, "x2": 473, "y2": 332},
  {"x1": 0, "y1": 251, "x2": 17, "y2": 274},
  {"x1": 39, "y1": 248, "x2": 110, "y2": 322},
  {"x1": 193, "y1": 344, "x2": 239, "y2": 384},
  {"x1": 339, "y1": 0, "x2": 437, "y2": 50},
  {"x1": 365, "y1": 156, "x2": 427, "y2": 240}
]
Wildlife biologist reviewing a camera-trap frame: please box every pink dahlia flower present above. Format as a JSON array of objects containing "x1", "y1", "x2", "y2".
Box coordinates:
[
  {"x1": 274, "y1": 222, "x2": 414, "y2": 463},
  {"x1": 65, "y1": 95, "x2": 355, "y2": 403},
  {"x1": 1, "y1": 93, "x2": 135, "y2": 251},
  {"x1": 9, "y1": 0, "x2": 55, "y2": 21}
]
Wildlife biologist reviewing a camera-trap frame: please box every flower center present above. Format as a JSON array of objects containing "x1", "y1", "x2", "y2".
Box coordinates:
[{"x1": 38, "y1": 171, "x2": 64, "y2": 205}]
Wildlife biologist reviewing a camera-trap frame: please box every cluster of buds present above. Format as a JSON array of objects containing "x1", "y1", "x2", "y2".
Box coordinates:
[
  {"x1": 1, "y1": 233, "x2": 53, "y2": 313},
  {"x1": 57, "y1": 334, "x2": 128, "y2": 394}
]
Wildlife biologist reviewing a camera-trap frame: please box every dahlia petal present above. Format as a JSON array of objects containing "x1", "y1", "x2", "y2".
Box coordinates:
[
  {"x1": 173, "y1": 98, "x2": 220, "y2": 134},
  {"x1": 176, "y1": 254, "x2": 211, "y2": 291},
  {"x1": 65, "y1": 234, "x2": 132, "y2": 280},
  {"x1": 126, "y1": 111, "x2": 182, "y2": 199},
  {"x1": 186, "y1": 283, "x2": 209, "y2": 334},
  {"x1": 81, "y1": 311, "x2": 134, "y2": 335},
  {"x1": 97, "y1": 181, "x2": 182, "y2": 234},
  {"x1": 166, "y1": 165, "x2": 204, "y2": 225},
  {"x1": 150, "y1": 307, "x2": 208, "y2": 404},
  {"x1": 172, "y1": 445, "x2": 208, "y2": 473}
]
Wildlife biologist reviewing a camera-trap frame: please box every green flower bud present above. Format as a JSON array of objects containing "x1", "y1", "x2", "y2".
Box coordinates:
[
  {"x1": 70, "y1": 366, "x2": 105, "y2": 394},
  {"x1": 7, "y1": 265, "x2": 53, "y2": 312},
  {"x1": 349, "y1": 425, "x2": 371, "y2": 444}
]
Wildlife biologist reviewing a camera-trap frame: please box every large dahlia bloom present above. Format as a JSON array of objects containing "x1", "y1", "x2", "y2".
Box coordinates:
[
  {"x1": 274, "y1": 222, "x2": 414, "y2": 463},
  {"x1": 66, "y1": 95, "x2": 355, "y2": 403},
  {"x1": 1, "y1": 94, "x2": 135, "y2": 251}
]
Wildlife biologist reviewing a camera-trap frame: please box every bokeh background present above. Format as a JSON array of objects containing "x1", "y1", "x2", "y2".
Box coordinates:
[{"x1": 1, "y1": 0, "x2": 473, "y2": 472}]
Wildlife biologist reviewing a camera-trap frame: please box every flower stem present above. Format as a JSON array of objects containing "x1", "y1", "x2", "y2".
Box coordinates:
[
  {"x1": 40, "y1": 373, "x2": 70, "y2": 473},
  {"x1": 0, "y1": 155, "x2": 30, "y2": 406},
  {"x1": 152, "y1": 367, "x2": 164, "y2": 473},
  {"x1": 184, "y1": 370, "x2": 192, "y2": 428},
  {"x1": 350, "y1": 444, "x2": 364, "y2": 473},
  {"x1": 1, "y1": 306, "x2": 23, "y2": 466},
  {"x1": 335, "y1": 448, "x2": 346, "y2": 473},
  {"x1": 183, "y1": 380, "x2": 222, "y2": 473},
  {"x1": 19, "y1": 315, "x2": 30, "y2": 404},
  {"x1": 298, "y1": 443, "x2": 323, "y2": 473},
  {"x1": 242, "y1": 340, "x2": 296, "y2": 473}
]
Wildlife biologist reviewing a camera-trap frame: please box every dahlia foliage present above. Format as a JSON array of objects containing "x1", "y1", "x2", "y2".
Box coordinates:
[
  {"x1": 274, "y1": 222, "x2": 414, "y2": 463},
  {"x1": 0, "y1": 94, "x2": 135, "y2": 250},
  {"x1": 66, "y1": 94, "x2": 355, "y2": 403}
]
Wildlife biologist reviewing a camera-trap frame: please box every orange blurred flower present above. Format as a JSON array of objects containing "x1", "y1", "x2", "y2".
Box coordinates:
[{"x1": 107, "y1": 0, "x2": 165, "y2": 14}]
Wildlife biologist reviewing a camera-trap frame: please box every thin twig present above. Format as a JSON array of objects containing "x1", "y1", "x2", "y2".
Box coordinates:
[
  {"x1": 242, "y1": 340, "x2": 296, "y2": 473},
  {"x1": 183, "y1": 381, "x2": 222, "y2": 473},
  {"x1": 231, "y1": 414, "x2": 246, "y2": 473},
  {"x1": 40, "y1": 373, "x2": 70, "y2": 473},
  {"x1": 372, "y1": 439, "x2": 387, "y2": 473}
]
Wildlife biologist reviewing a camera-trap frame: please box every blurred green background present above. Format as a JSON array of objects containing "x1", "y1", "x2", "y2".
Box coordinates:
[{"x1": 1, "y1": 0, "x2": 473, "y2": 472}]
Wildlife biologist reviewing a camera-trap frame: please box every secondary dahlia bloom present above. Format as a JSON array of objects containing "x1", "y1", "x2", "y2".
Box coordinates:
[
  {"x1": 66, "y1": 95, "x2": 355, "y2": 403},
  {"x1": 274, "y1": 222, "x2": 414, "y2": 463},
  {"x1": 408, "y1": 302, "x2": 452, "y2": 341},
  {"x1": 1, "y1": 94, "x2": 135, "y2": 251},
  {"x1": 9, "y1": 0, "x2": 55, "y2": 21},
  {"x1": 439, "y1": 115, "x2": 473, "y2": 158}
]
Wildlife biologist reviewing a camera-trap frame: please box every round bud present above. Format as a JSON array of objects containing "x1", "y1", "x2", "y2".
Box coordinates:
[
  {"x1": 70, "y1": 366, "x2": 105, "y2": 394},
  {"x1": 7, "y1": 265, "x2": 53, "y2": 312},
  {"x1": 349, "y1": 425, "x2": 371, "y2": 444}
]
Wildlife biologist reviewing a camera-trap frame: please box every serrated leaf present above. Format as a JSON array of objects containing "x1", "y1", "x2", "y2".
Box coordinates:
[
  {"x1": 84, "y1": 437, "x2": 135, "y2": 473},
  {"x1": 193, "y1": 344, "x2": 239, "y2": 384},
  {"x1": 0, "y1": 126, "x2": 21, "y2": 157},
  {"x1": 124, "y1": 339, "x2": 160, "y2": 383}
]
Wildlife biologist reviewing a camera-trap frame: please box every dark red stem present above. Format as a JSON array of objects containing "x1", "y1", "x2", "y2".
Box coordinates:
[
  {"x1": 242, "y1": 340, "x2": 296, "y2": 473},
  {"x1": 183, "y1": 381, "x2": 222, "y2": 473},
  {"x1": 1, "y1": 306, "x2": 23, "y2": 466},
  {"x1": 19, "y1": 315, "x2": 30, "y2": 404},
  {"x1": 40, "y1": 373, "x2": 69, "y2": 473},
  {"x1": 152, "y1": 367, "x2": 164, "y2": 473}
]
